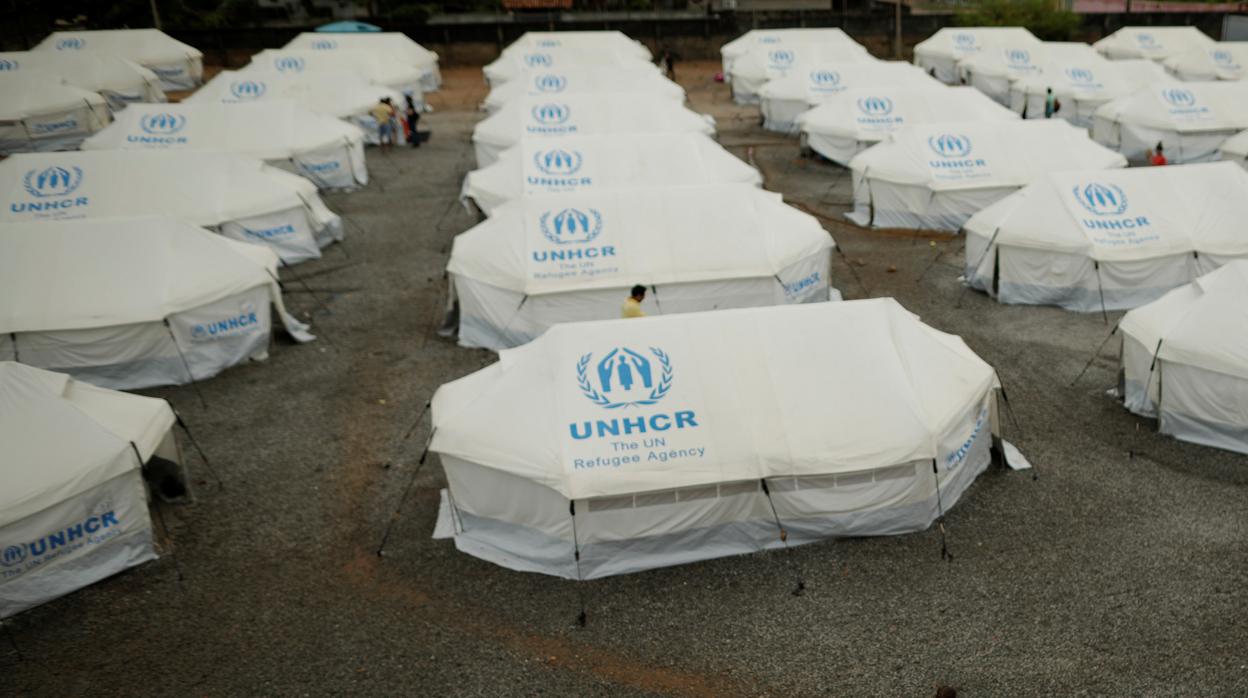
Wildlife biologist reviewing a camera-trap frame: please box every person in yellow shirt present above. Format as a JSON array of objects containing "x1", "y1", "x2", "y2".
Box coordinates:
[
  {"x1": 621, "y1": 285, "x2": 646, "y2": 318},
  {"x1": 369, "y1": 97, "x2": 396, "y2": 150}
]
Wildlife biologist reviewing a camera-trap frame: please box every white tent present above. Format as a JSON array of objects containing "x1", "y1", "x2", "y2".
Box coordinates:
[
  {"x1": 1164, "y1": 43, "x2": 1248, "y2": 81},
  {"x1": 955, "y1": 42, "x2": 1102, "y2": 105},
  {"x1": 81, "y1": 102, "x2": 368, "y2": 191},
  {"x1": 0, "y1": 362, "x2": 179, "y2": 619},
  {"x1": 0, "y1": 217, "x2": 313, "y2": 390},
  {"x1": 963, "y1": 162, "x2": 1248, "y2": 312},
  {"x1": 245, "y1": 49, "x2": 423, "y2": 97},
  {"x1": 1091, "y1": 81, "x2": 1248, "y2": 164},
  {"x1": 913, "y1": 27, "x2": 1041, "y2": 84},
  {"x1": 461, "y1": 134, "x2": 762, "y2": 216},
  {"x1": 720, "y1": 28, "x2": 867, "y2": 81},
  {"x1": 283, "y1": 32, "x2": 441, "y2": 91},
  {"x1": 447, "y1": 185, "x2": 837, "y2": 350},
  {"x1": 498, "y1": 31, "x2": 651, "y2": 61},
  {"x1": 1215, "y1": 128, "x2": 1248, "y2": 167},
  {"x1": 758, "y1": 61, "x2": 938, "y2": 134},
  {"x1": 1094, "y1": 26, "x2": 1215, "y2": 63},
  {"x1": 1119, "y1": 261, "x2": 1248, "y2": 455},
  {"x1": 0, "y1": 151, "x2": 343, "y2": 265},
  {"x1": 729, "y1": 43, "x2": 875, "y2": 105},
  {"x1": 184, "y1": 70, "x2": 408, "y2": 146},
  {"x1": 0, "y1": 73, "x2": 110, "y2": 155},
  {"x1": 1010, "y1": 59, "x2": 1174, "y2": 127},
  {"x1": 848, "y1": 120, "x2": 1126, "y2": 231},
  {"x1": 798, "y1": 85, "x2": 1019, "y2": 166},
  {"x1": 430, "y1": 298, "x2": 1005, "y2": 579},
  {"x1": 472, "y1": 94, "x2": 715, "y2": 167},
  {"x1": 0, "y1": 51, "x2": 164, "y2": 111},
  {"x1": 481, "y1": 66, "x2": 683, "y2": 114},
  {"x1": 33, "y1": 29, "x2": 203, "y2": 91},
  {"x1": 484, "y1": 46, "x2": 656, "y2": 87}
]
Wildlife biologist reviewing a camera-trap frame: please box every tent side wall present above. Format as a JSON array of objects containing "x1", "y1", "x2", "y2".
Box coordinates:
[
  {"x1": 848, "y1": 174, "x2": 1019, "y2": 232},
  {"x1": 1092, "y1": 114, "x2": 1240, "y2": 164},
  {"x1": 0, "y1": 101, "x2": 111, "y2": 155},
  {"x1": 761, "y1": 95, "x2": 813, "y2": 135}
]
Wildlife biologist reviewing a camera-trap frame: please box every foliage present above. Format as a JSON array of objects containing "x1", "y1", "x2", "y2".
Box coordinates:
[{"x1": 955, "y1": 0, "x2": 1082, "y2": 41}]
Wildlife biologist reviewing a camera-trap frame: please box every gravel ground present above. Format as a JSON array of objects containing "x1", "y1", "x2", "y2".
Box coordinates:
[{"x1": 4, "y1": 62, "x2": 1247, "y2": 697}]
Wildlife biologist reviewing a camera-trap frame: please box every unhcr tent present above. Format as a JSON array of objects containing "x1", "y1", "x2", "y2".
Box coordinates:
[
  {"x1": 484, "y1": 47, "x2": 657, "y2": 87},
  {"x1": 0, "y1": 51, "x2": 164, "y2": 111},
  {"x1": 0, "y1": 151, "x2": 343, "y2": 265},
  {"x1": 245, "y1": 49, "x2": 423, "y2": 97},
  {"x1": 0, "y1": 73, "x2": 110, "y2": 155},
  {"x1": 955, "y1": 42, "x2": 1102, "y2": 105},
  {"x1": 498, "y1": 31, "x2": 651, "y2": 61},
  {"x1": 848, "y1": 120, "x2": 1126, "y2": 232},
  {"x1": 1094, "y1": 27, "x2": 1215, "y2": 63},
  {"x1": 447, "y1": 185, "x2": 837, "y2": 350},
  {"x1": 758, "y1": 61, "x2": 937, "y2": 134},
  {"x1": 481, "y1": 66, "x2": 684, "y2": 114},
  {"x1": 461, "y1": 134, "x2": 762, "y2": 216},
  {"x1": 1091, "y1": 81, "x2": 1248, "y2": 164},
  {"x1": 729, "y1": 43, "x2": 875, "y2": 105},
  {"x1": 798, "y1": 86, "x2": 1019, "y2": 166},
  {"x1": 720, "y1": 28, "x2": 867, "y2": 81},
  {"x1": 1119, "y1": 261, "x2": 1248, "y2": 455},
  {"x1": 472, "y1": 94, "x2": 715, "y2": 167},
  {"x1": 33, "y1": 29, "x2": 203, "y2": 91},
  {"x1": 0, "y1": 217, "x2": 313, "y2": 390},
  {"x1": 1164, "y1": 43, "x2": 1248, "y2": 81},
  {"x1": 1010, "y1": 59, "x2": 1174, "y2": 127},
  {"x1": 913, "y1": 27, "x2": 1041, "y2": 84},
  {"x1": 1216, "y1": 129, "x2": 1248, "y2": 167},
  {"x1": 283, "y1": 32, "x2": 441, "y2": 91},
  {"x1": 81, "y1": 102, "x2": 368, "y2": 191},
  {"x1": 963, "y1": 162, "x2": 1248, "y2": 312},
  {"x1": 430, "y1": 298, "x2": 1006, "y2": 579},
  {"x1": 184, "y1": 70, "x2": 408, "y2": 145},
  {"x1": 0, "y1": 362, "x2": 180, "y2": 619}
]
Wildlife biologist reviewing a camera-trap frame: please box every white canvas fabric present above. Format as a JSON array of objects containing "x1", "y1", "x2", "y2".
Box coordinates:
[
  {"x1": 1091, "y1": 81, "x2": 1248, "y2": 164},
  {"x1": 498, "y1": 32, "x2": 651, "y2": 61},
  {"x1": 245, "y1": 49, "x2": 424, "y2": 97},
  {"x1": 963, "y1": 162, "x2": 1248, "y2": 312},
  {"x1": 430, "y1": 298, "x2": 1003, "y2": 579},
  {"x1": 283, "y1": 32, "x2": 440, "y2": 90},
  {"x1": 0, "y1": 73, "x2": 111, "y2": 155},
  {"x1": 0, "y1": 217, "x2": 313, "y2": 390},
  {"x1": 1010, "y1": 59, "x2": 1174, "y2": 128},
  {"x1": 461, "y1": 134, "x2": 762, "y2": 216},
  {"x1": 1119, "y1": 261, "x2": 1248, "y2": 454},
  {"x1": 1164, "y1": 43, "x2": 1248, "y2": 81},
  {"x1": 720, "y1": 28, "x2": 867, "y2": 81},
  {"x1": 729, "y1": 43, "x2": 876, "y2": 105},
  {"x1": 1215, "y1": 128, "x2": 1248, "y2": 167},
  {"x1": 848, "y1": 120, "x2": 1126, "y2": 231},
  {"x1": 184, "y1": 69, "x2": 409, "y2": 145},
  {"x1": 0, "y1": 362, "x2": 181, "y2": 619},
  {"x1": 472, "y1": 94, "x2": 715, "y2": 167},
  {"x1": 955, "y1": 42, "x2": 1103, "y2": 105},
  {"x1": 81, "y1": 102, "x2": 368, "y2": 191},
  {"x1": 798, "y1": 86, "x2": 1019, "y2": 166},
  {"x1": 1094, "y1": 26, "x2": 1215, "y2": 63},
  {"x1": 481, "y1": 66, "x2": 682, "y2": 114},
  {"x1": 447, "y1": 185, "x2": 837, "y2": 350},
  {"x1": 758, "y1": 61, "x2": 936, "y2": 134},
  {"x1": 0, "y1": 150, "x2": 343, "y2": 264},
  {"x1": 0, "y1": 51, "x2": 164, "y2": 111},
  {"x1": 913, "y1": 27, "x2": 1041, "y2": 84},
  {"x1": 33, "y1": 29, "x2": 203, "y2": 91},
  {"x1": 484, "y1": 46, "x2": 656, "y2": 87}
]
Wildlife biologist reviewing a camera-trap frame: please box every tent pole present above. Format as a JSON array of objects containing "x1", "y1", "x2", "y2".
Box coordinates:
[
  {"x1": 289, "y1": 156, "x2": 334, "y2": 191},
  {"x1": 759, "y1": 478, "x2": 806, "y2": 596},
  {"x1": 650, "y1": 284, "x2": 663, "y2": 314},
  {"x1": 342, "y1": 135, "x2": 366, "y2": 188},
  {"x1": 1070, "y1": 323, "x2": 1120, "y2": 387},
  {"x1": 1093, "y1": 262, "x2": 1109, "y2": 325},
  {"x1": 162, "y1": 319, "x2": 207, "y2": 409},
  {"x1": 956, "y1": 227, "x2": 1000, "y2": 308},
  {"x1": 376, "y1": 415, "x2": 435, "y2": 557},
  {"x1": 834, "y1": 244, "x2": 869, "y2": 298},
  {"x1": 8, "y1": 333, "x2": 18, "y2": 362},
  {"x1": 1144, "y1": 339, "x2": 1165, "y2": 421},
  {"x1": 497, "y1": 294, "x2": 530, "y2": 347},
  {"x1": 132, "y1": 442, "x2": 185, "y2": 583},
  {"x1": 569, "y1": 500, "x2": 589, "y2": 626},
  {"x1": 165, "y1": 402, "x2": 224, "y2": 491},
  {"x1": 929, "y1": 460, "x2": 951, "y2": 561}
]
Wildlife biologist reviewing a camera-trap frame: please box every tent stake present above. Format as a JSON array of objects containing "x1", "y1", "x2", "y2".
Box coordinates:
[
  {"x1": 376, "y1": 406, "x2": 435, "y2": 557},
  {"x1": 1070, "y1": 323, "x2": 1119, "y2": 387},
  {"x1": 930, "y1": 460, "x2": 952, "y2": 561},
  {"x1": 760, "y1": 479, "x2": 806, "y2": 596},
  {"x1": 166, "y1": 403, "x2": 224, "y2": 491}
]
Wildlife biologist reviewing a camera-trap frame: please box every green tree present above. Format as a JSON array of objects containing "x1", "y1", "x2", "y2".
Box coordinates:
[{"x1": 955, "y1": 0, "x2": 1082, "y2": 41}]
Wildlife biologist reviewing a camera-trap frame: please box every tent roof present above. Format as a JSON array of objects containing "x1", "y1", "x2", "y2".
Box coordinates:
[
  {"x1": 245, "y1": 49, "x2": 421, "y2": 90},
  {"x1": 81, "y1": 101, "x2": 365, "y2": 160},
  {"x1": 33, "y1": 28, "x2": 203, "y2": 62},
  {"x1": 447, "y1": 185, "x2": 834, "y2": 295},
  {"x1": 1011, "y1": 58, "x2": 1173, "y2": 100},
  {"x1": 913, "y1": 27, "x2": 1041, "y2": 61},
  {"x1": 0, "y1": 51, "x2": 160, "y2": 94},
  {"x1": 963, "y1": 161, "x2": 1248, "y2": 262},
  {"x1": 1164, "y1": 43, "x2": 1248, "y2": 81},
  {"x1": 798, "y1": 85, "x2": 1019, "y2": 141},
  {"x1": 728, "y1": 42, "x2": 876, "y2": 86},
  {"x1": 500, "y1": 31, "x2": 651, "y2": 60},
  {"x1": 1120, "y1": 260, "x2": 1248, "y2": 381},
  {"x1": 481, "y1": 66, "x2": 682, "y2": 112},
  {"x1": 721, "y1": 28, "x2": 864, "y2": 59},
  {"x1": 758, "y1": 60, "x2": 937, "y2": 104},
  {"x1": 1094, "y1": 26, "x2": 1215, "y2": 61},
  {"x1": 285, "y1": 32, "x2": 437, "y2": 67},
  {"x1": 0, "y1": 71, "x2": 106, "y2": 120},
  {"x1": 430, "y1": 298, "x2": 997, "y2": 500},
  {"x1": 484, "y1": 47, "x2": 656, "y2": 85},
  {"x1": 472, "y1": 93, "x2": 714, "y2": 151},
  {"x1": 956, "y1": 42, "x2": 1103, "y2": 80},
  {"x1": 0, "y1": 150, "x2": 320, "y2": 227},
  {"x1": 0, "y1": 362, "x2": 175, "y2": 528},
  {"x1": 0, "y1": 215, "x2": 279, "y2": 334},
  {"x1": 1093, "y1": 80, "x2": 1248, "y2": 133},
  {"x1": 316, "y1": 21, "x2": 381, "y2": 32},
  {"x1": 185, "y1": 69, "x2": 404, "y2": 118},
  {"x1": 849, "y1": 119, "x2": 1126, "y2": 191}
]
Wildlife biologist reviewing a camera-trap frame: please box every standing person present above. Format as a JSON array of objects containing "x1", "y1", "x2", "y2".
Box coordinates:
[
  {"x1": 659, "y1": 49, "x2": 676, "y2": 81},
  {"x1": 370, "y1": 97, "x2": 397, "y2": 150},
  {"x1": 1043, "y1": 87, "x2": 1059, "y2": 119},
  {"x1": 1149, "y1": 142, "x2": 1168, "y2": 166},
  {"x1": 404, "y1": 94, "x2": 421, "y2": 149},
  {"x1": 621, "y1": 285, "x2": 646, "y2": 318}
]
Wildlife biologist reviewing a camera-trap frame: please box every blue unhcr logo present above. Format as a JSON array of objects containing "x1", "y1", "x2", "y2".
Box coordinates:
[
  {"x1": 928, "y1": 133, "x2": 972, "y2": 158},
  {"x1": 311, "y1": 39, "x2": 337, "y2": 50},
  {"x1": 531, "y1": 103, "x2": 570, "y2": 125},
  {"x1": 769, "y1": 50, "x2": 795, "y2": 67},
  {"x1": 230, "y1": 80, "x2": 266, "y2": 99},
  {"x1": 525, "y1": 53, "x2": 552, "y2": 67},
  {"x1": 1136, "y1": 33, "x2": 1156, "y2": 47},
  {"x1": 540, "y1": 207, "x2": 602, "y2": 244},
  {"x1": 1162, "y1": 88, "x2": 1195, "y2": 108},
  {"x1": 534, "y1": 74, "x2": 567, "y2": 92},
  {"x1": 56, "y1": 37, "x2": 85, "y2": 50},
  {"x1": 23, "y1": 166, "x2": 83, "y2": 198},
  {"x1": 1006, "y1": 49, "x2": 1030, "y2": 67},
  {"x1": 0, "y1": 58, "x2": 18, "y2": 71},
  {"x1": 809, "y1": 70, "x2": 840, "y2": 87},
  {"x1": 274, "y1": 56, "x2": 305, "y2": 72},
  {"x1": 533, "y1": 148, "x2": 582, "y2": 175},
  {"x1": 954, "y1": 32, "x2": 977, "y2": 48},
  {"x1": 857, "y1": 96, "x2": 893, "y2": 116},
  {"x1": 1074, "y1": 182, "x2": 1128, "y2": 216},
  {"x1": 577, "y1": 347, "x2": 672, "y2": 409},
  {"x1": 189, "y1": 302, "x2": 260, "y2": 341},
  {"x1": 140, "y1": 112, "x2": 187, "y2": 135},
  {"x1": 1213, "y1": 49, "x2": 1235, "y2": 65},
  {"x1": 1065, "y1": 67, "x2": 1095, "y2": 84}
]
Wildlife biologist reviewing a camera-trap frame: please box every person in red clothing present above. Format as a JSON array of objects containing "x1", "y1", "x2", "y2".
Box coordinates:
[{"x1": 1148, "y1": 142, "x2": 1168, "y2": 166}]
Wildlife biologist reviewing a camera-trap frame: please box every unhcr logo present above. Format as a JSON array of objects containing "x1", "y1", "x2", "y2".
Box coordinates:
[
  {"x1": 809, "y1": 70, "x2": 841, "y2": 88},
  {"x1": 534, "y1": 74, "x2": 567, "y2": 92},
  {"x1": 954, "y1": 32, "x2": 977, "y2": 47},
  {"x1": 857, "y1": 96, "x2": 893, "y2": 116},
  {"x1": 1065, "y1": 67, "x2": 1095, "y2": 84},
  {"x1": 525, "y1": 53, "x2": 552, "y2": 67},
  {"x1": 311, "y1": 39, "x2": 338, "y2": 50},
  {"x1": 23, "y1": 166, "x2": 83, "y2": 198},
  {"x1": 140, "y1": 112, "x2": 187, "y2": 135},
  {"x1": 230, "y1": 80, "x2": 266, "y2": 99},
  {"x1": 189, "y1": 302, "x2": 260, "y2": 342},
  {"x1": 274, "y1": 56, "x2": 306, "y2": 72},
  {"x1": 539, "y1": 207, "x2": 602, "y2": 244},
  {"x1": 1006, "y1": 49, "x2": 1030, "y2": 67},
  {"x1": 56, "y1": 37, "x2": 85, "y2": 50},
  {"x1": 1162, "y1": 88, "x2": 1195, "y2": 108},
  {"x1": 537, "y1": 39, "x2": 561, "y2": 48},
  {"x1": 1074, "y1": 182, "x2": 1128, "y2": 216},
  {"x1": 759, "y1": 36, "x2": 781, "y2": 44},
  {"x1": 0, "y1": 510, "x2": 121, "y2": 573},
  {"x1": 533, "y1": 148, "x2": 583, "y2": 175},
  {"x1": 928, "y1": 133, "x2": 972, "y2": 158},
  {"x1": 1213, "y1": 49, "x2": 1235, "y2": 65},
  {"x1": 769, "y1": 49, "x2": 795, "y2": 67},
  {"x1": 577, "y1": 347, "x2": 672, "y2": 409},
  {"x1": 0, "y1": 58, "x2": 19, "y2": 71},
  {"x1": 531, "y1": 103, "x2": 570, "y2": 126},
  {"x1": 1136, "y1": 33, "x2": 1157, "y2": 47}
]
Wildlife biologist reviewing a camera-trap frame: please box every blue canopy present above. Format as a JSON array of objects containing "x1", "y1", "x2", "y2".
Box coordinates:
[{"x1": 316, "y1": 21, "x2": 381, "y2": 33}]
